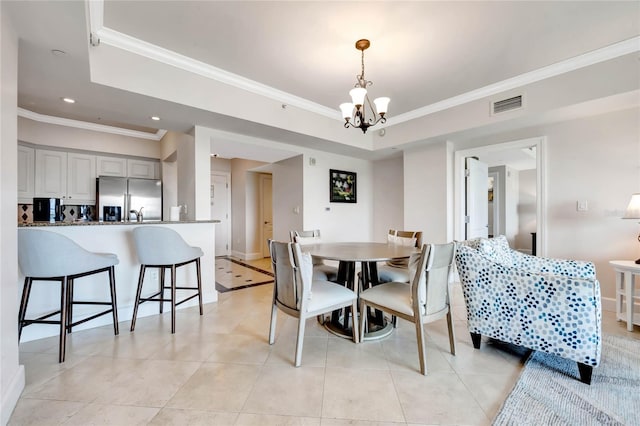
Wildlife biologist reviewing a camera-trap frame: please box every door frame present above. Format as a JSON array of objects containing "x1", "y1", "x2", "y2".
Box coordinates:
[
  {"x1": 454, "y1": 137, "x2": 547, "y2": 256},
  {"x1": 259, "y1": 173, "x2": 273, "y2": 258},
  {"x1": 211, "y1": 171, "x2": 231, "y2": 257}
]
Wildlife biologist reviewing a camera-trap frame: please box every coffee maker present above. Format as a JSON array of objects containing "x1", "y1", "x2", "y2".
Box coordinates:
[
  {"x1": 102, "y1": 206, "x2": 122, "y2": 222},
  {"x1": 33, "y1": 198, "x2": 61, "y2": 222}
]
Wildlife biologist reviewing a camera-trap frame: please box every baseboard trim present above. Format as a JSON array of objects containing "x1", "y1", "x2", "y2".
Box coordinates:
[
  {"x1": 1, "y1": 364, "x2": 25, "y2": 425},
  {"x1": 231, "y1": 250, "x2": 265, "y2": 261},
  {"x1": 601, "y1": 296, "x2": 615, "y2": 313}
]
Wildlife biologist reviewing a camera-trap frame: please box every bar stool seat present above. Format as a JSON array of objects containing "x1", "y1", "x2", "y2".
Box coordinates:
[
  {"x1": 17, "y1": 229, "x2": 119, "y2": 363},
  {"x1": 130, "y1": 226, "x2": 204, "y2": 334}
]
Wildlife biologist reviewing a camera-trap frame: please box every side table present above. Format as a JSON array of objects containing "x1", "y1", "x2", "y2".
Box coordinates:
[{"x1": 609, "y1": 260, "x2": 640, "y2": 331}]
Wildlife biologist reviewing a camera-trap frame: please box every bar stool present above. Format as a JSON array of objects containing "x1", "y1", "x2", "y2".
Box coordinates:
[
  {"x1": 130, "y1": 226, "x2": 204, "y2": 334},
  {"x1": 17, "y1": 229, "x2": 119, "y2": 363}
]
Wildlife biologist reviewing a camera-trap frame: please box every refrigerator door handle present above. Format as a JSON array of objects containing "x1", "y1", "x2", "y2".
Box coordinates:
[{"x1": 124, "y1": 193, "x2": 129, "y2": 222}]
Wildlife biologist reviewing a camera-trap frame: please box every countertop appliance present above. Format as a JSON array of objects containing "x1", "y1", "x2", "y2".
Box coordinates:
[
  {"x1": 33, "y1": 198, "x2": 61, "y2": 222},
  {"x1": 96, "y1": 176, "x2": 162, "y2": 222}
]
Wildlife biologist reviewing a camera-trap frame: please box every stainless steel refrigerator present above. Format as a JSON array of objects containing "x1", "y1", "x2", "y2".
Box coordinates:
[{"x1": 96, "y1": 176, "x2": 162, "y2": 222}]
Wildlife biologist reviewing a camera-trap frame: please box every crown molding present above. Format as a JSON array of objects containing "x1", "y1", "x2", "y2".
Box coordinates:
[
  {"x1": 18, "y1": 108, "x2": 166, "y2": 141},
  {"x1": 95, "y1": 27, "x2": 341, "y2": 121},
  {"x1": 385, "y1": 36, "x2": 640, "y2": 127}
]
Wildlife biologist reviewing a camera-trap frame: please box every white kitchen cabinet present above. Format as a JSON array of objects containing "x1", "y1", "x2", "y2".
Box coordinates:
[
  {"x1": 67, "y1": 152, "x2": 96, "y2": 204},
  {"x1": 35, "y1": 149, "x2": 67, "y2": 199},
  {"x1": 127, "y1": 158, "x2": 160, "y2": 179},
  {"x1": 97, "y1": 156, "x2": 127, "y2": 177},
  {"x1": 18, "y1": 145, "x2": 35, "y2": 203},
  {"x1": 35, "y1": 149, "x2": 97, "y2": 204}
]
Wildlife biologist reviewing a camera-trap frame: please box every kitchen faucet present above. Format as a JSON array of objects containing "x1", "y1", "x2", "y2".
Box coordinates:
[{"x1": 130, "y1": 206, "x2": 144, "y2": 222}]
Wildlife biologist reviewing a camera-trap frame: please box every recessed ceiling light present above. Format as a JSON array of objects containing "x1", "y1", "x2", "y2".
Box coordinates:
[
  {"x1": 62, "y1": 97, "x2": 75, "y2": 104},
  {"x1": 151, "y1": 116, "x2": 160, "y2": 121},
  {"x1": 51, "y1": 49, "x2": 67, "y2": 57}
]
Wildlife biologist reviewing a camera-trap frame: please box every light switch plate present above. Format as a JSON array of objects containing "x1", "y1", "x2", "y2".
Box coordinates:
[{"x1": 577, "y1": 200, "x2": 588, "y2": 212}]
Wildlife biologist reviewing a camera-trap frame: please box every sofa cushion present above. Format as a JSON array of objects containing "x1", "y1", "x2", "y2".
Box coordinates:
[{"x1": 478, "y1": 235, "x2": 513, "y2": 266}]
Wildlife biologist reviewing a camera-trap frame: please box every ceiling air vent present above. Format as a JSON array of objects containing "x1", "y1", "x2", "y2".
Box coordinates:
[{"x1": 492, "y1": 95, "x2": 523, "y2": 115}]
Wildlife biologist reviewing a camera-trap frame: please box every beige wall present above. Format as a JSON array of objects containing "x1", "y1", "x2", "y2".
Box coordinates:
[
  {"x1": 404, "y1": 141, "x2": 453, "y2": 244},
  {"x1": 1, "y1": 5, "x2": 24, "y2": 422},
  {"x1": 372, "y1": 156, "x2": 404, "y2": 241}
]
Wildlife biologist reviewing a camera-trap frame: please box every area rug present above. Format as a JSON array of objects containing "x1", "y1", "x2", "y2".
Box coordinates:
[
  {"x1": 215, "y1": 257, "x2": 273, "y2": 292},
  {"x1": 493, "y1": 334, "x2": 640, "y2": 426}
]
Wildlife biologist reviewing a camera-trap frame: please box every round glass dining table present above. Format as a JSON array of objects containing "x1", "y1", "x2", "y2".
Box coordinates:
[{"x1": 302, "y1": 242, "x2": 418, "y2": 340}]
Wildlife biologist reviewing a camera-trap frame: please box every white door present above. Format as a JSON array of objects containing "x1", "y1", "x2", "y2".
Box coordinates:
[
  {"x1": 465, "y1": 157, "x2": 489, "y2": 239},
  {"x1": 211, "y1": 173, "x2": 231, "y2": 257},
  {"x1": 260, "y1": 174, "x2": 273, "y2": 257}
]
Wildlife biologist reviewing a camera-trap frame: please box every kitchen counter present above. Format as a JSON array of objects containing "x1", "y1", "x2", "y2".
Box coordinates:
[
  {"x1": 17, "y1": 221, "x2": 217, "y2": 342},
  {"x1": 19, "y1": 219, "x2": 220, "y2": 227}
]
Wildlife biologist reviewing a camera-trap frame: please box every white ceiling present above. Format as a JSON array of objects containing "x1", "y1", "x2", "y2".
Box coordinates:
[{"x1": 5, "y1": 1, "x2": 640, "y2": 163}]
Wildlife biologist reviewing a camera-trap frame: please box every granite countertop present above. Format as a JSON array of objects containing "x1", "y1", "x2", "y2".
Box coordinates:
[{"x1": 19, "y1": 220, "x2": 220, "y2": 227}]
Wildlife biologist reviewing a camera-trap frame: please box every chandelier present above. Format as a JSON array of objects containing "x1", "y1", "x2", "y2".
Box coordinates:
[{"x1": 340, "y1": 39, "x2": 390, "y2": 134}]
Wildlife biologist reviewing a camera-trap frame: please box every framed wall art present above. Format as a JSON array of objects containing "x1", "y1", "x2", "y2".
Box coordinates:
[{"x1": 330, "y1": 169, "x2": 357, "y2": 203}]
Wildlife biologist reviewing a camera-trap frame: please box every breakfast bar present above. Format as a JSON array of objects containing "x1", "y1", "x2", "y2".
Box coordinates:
[{"x1": 17, "y1": 220, "x2": 218, "y2": 342}]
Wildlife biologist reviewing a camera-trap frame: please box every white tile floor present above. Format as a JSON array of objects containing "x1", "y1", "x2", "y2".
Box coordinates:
[{"x1": 10, "y1": 259, "x2": 639, "y2": 425}]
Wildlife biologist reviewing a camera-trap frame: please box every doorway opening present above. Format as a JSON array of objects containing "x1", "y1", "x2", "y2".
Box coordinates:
[{"x1": 454, "y1": 137, "x2": 547, "y2": 256}]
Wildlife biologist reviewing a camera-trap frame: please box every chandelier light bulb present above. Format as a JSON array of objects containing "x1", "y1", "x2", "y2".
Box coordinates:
[
  {"x1": 340, "y1": 103, "x2": 355, "y2": 120},
  {"x1": 349, "y1": 88, "x2": 367, "y2": 109},
  {"x1": 373, "y1": 97, "x2": 390, "y2": 116}
]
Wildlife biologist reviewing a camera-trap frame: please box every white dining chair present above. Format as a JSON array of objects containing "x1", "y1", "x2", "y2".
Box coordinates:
[
  {"x1": 269, "y1": 240, "x2": 359, "y2": 366},
  {"x1": 17, "y1": 229, "x2": 120, "y2": 362},
  {"x1": 359, "y1": 242, "x2": 456, "y2": 375},
  {"x1": 290, "y1": 229, "x2": 339, "y2": 282},
  {"x1": 377, "y1": 229, "x2": 423, "y2": 284}
]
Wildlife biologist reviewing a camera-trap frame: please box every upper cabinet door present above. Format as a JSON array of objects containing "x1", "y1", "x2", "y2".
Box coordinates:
[
  {"x1": 35, "y1": 149, "x2": 67, "y2": 199},
  {"x1": 97, "y1": 156, "x2": 127, "y2": 177},
  {"x1": 67, "y1": 153, "x2": 96, "y2": 204},
  {"x1": 127, "y1": 159, "x2": 159, "y2": 179},
  {"x1": 18, "y1": 145, "x2": 35, "y2": 203}
]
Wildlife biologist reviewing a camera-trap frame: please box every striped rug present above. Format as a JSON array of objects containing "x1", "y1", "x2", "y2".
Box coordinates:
[{"x1": 493, "y1": 334, "x2": 640, "y2": 425}]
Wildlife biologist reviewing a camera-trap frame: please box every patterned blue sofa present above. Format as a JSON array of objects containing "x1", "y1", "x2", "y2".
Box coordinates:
[{"x1": 455, "y1": 236, "x2": 601, "y2": 384}]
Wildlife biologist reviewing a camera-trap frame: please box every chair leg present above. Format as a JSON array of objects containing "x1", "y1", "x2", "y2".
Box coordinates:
[
  {"x1": 170, "y1": 264, "x2": 177, "y2": 334},
  {"x1": 268, "y1": 303, "x2": 278, "y2": 345},
  {"x1": 294, "y1": 316, "x2": 306, "y2": 367},
  {"x1": 358, "y1": 298, "x2": 367, "y2": 342},
  {"x1": 66, "y1": 278, "x2": 74, "y2": 334},
  {"x1": 415, "y1": 319, "x2": 427, "y2": 375},
  {"x1": 470, "y1": 332, "x2": 481, "y2": 349},
  {"x1": 577, "y1": 362, "x2": 593, "y2": 385},
  {"x1": 59, "y1": 277, "x2": 68, "y2": 363},
  {"x1": 109, "y1": 266, "x2": 119, "y2": 335},
  {"x1": 196, "y1": 258, "x2": 203, "y2": 315},
  {"x1": 351, "y1": 299, "x2": 359, "y2": 344},
  {"x1": 18, "y1": 277, "x2": 33, "y2": 340},
  {"x1": 446, "y1": 311, "x2": 456, "y2": 355},
  {"x1": 130, "y1": 265, "x2": 146, "y2": 332},
  {"x1": 159, "y1": 267, "x2": 165, "y2": 314}
]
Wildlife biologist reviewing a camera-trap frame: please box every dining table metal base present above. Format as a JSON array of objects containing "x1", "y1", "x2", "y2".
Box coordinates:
[{"x1": 322, "y1": 311, "x2": 394, "y2": 341}]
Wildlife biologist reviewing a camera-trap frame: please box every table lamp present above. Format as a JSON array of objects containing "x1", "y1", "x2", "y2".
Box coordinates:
[{"x1": 623, "y1": 193, "x2": 640, "y2": 263}]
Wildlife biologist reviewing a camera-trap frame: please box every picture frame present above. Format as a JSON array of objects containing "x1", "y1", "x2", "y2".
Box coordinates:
[{"x1": 330, "y1": 169, "x2": 357, "y2": 203}]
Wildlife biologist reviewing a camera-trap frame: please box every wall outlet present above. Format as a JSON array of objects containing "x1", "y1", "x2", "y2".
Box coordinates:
[{"x1": 577, "y1": 200, "x2": 588, "y2": 212}]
